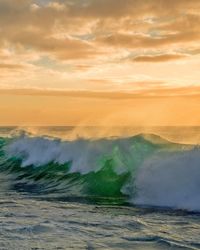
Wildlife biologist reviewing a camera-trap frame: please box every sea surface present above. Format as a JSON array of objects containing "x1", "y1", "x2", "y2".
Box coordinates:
[{"x1": 0, "y1": 126, "x2": 200, "y2": 250}]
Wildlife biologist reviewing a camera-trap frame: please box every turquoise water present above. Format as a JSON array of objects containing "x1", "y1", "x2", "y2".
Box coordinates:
[{"x1": 0, "y1": 127, "x2": 200, "y2": 249}]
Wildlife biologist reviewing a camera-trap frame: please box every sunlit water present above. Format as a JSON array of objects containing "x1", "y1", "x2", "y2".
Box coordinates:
[{"x1": 0, "y1": 127, "x2": 200, "y2": 250}]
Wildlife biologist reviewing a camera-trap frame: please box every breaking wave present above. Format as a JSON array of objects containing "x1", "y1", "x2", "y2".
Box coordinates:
[{"x1": 0, "y1": 133, "x2": 200, "y2": 211}]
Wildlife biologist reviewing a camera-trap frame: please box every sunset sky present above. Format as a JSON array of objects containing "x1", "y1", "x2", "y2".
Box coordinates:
[{"x1": 0, "y1": 0, "x2": 200, "y2": 125}]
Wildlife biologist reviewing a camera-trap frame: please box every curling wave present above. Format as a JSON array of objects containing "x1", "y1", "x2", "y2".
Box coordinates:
[{"x1": 0, "y1": 133, "x2": 200, "y2": 211}]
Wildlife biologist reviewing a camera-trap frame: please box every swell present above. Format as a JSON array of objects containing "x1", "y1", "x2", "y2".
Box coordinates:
[{"x1": 0, "y1": 134, "x2": 200, "y2": 211}]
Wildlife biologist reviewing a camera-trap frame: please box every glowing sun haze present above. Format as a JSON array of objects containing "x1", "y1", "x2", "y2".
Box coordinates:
[{"x1": 0, "y1": 0, "x2": 200, "y2": 125}]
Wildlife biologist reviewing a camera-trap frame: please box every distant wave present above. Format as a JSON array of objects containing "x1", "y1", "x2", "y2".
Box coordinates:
[{"x1": 0, "y1": 133, "x2": 200, "y2": 211}]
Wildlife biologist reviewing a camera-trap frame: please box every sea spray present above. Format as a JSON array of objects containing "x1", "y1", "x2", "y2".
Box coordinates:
[
  {"x1": 1, "y1": 134, "x2": 200, "y2": 210},
  {"x1": 134, "y1": 148, "x2": 200, "y2": 211}
]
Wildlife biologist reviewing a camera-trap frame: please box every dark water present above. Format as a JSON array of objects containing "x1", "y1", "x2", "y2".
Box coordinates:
[{"x1": 0, "y1": 126, "x2": 200, "y2": 249}]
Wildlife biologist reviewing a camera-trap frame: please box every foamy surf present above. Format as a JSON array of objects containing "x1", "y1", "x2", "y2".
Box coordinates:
[
  {"x1": 1, "y1": 132, "x2": 200, "y2": 211},
  {"x1": 1, "y1": 127, "x2": 200, "y2": 250}
]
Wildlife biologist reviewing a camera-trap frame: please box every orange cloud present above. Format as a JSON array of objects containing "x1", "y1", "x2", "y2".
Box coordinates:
[
  {"x1": 1, "y1": 86, "x2": 200, "y2": 99},
  {"x1": 97, "y1": 31, "x2": 200, "y2": 49},
  {"x1": 0, "y1": 63, "x2": 24, "y2": 69},
  {"x1": 0, "y1": 0, "x2": 200, "y2": 100},
  {"x1": 132, "y1": 54, "x2": 187, "y2": 63}
]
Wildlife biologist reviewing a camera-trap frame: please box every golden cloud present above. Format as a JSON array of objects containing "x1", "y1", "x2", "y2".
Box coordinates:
[
  {"x1": 0, "y1": 0, "x2": 200, "y2": 61},
  {"x1": 0, "y1": 0, "x2": 200, "y2": 95},
  {"x1": 132, "y1": 54, "x2": 187, "y2": 62},
  {"x1": 1, "y1": 85, "x2": 200, "y2": 99},
  {"x1": 0, "y1": 63, "x2": 24, "y2": 69}
]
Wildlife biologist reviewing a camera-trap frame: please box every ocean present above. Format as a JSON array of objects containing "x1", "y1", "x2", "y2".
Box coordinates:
[{"x1": 0, "y1": 126, "x2": 200, "y2": 250}]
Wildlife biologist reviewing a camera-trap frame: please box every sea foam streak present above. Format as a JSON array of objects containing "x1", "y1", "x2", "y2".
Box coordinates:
[{"x1": 1, "y1": 134, "x2": 200, "y2": 211}]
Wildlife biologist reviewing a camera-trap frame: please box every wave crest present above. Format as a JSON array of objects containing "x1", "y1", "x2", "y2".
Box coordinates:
[{"x1": 1, "y1": 134, "x2": 200, "y2": 211}]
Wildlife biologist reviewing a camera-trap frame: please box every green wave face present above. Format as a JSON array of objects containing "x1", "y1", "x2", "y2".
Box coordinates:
[{"x1": 0, "y1": 134, "x2": 189, "y2": 205}]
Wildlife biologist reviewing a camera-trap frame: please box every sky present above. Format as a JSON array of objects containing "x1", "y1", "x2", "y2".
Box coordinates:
[{"x1": 0, "y1": 0, "x2": 200, "y2": 125}]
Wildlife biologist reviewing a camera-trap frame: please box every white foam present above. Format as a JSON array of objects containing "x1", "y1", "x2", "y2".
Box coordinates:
[
  {"x1": 133, "y1": 148, "x2": 200, "y2": 211},
  {"x1": 6, "y1": 134, "x2": 200, "y2": 211},
  {"x1": 6, "y1": 136, "x2": 132, "y2": 174}
]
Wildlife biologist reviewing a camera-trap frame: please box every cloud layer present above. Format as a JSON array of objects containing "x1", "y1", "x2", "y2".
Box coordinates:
[{"x1": 0, "y1": 0, "x2": 200, "y2": 93}]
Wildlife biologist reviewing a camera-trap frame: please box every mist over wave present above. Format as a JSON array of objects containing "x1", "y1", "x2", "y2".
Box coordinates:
[
  {"x1": 133, "y1": 148, "x2": 200, "y2": 211},
  {"x1": 1, "y1": 131, "x2": 200, "y2": 211}
]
